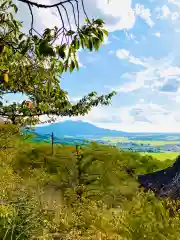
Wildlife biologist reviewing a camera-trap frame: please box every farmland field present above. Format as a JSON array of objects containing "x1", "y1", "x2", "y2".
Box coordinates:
[
  {"x1": 141, "y1": 152, "x2": 180, "y2": 161},
  {"x1": 26, "y1": 132, "x2": 180, "y2": 158},
  {"x1": 99, "y1": 136, "x2": 180, "y2": 155},
  {"x1": 100, "y1": 137, "x2": 180, "y2": 146}
]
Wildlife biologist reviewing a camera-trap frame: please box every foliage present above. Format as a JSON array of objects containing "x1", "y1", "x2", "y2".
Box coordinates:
[
  {"x1": 0, "y1": 123, "x2": 20, "y2": 151},
  {"x1": 0, "y1": 0, "x2": 116, "y2": 125},
  {"x1": 1, "y1": 131, "x2": 180, "y2": 239}
]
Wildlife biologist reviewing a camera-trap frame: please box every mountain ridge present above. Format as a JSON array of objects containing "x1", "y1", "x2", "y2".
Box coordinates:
[
  {"x1": 35, "y1": 120, "x2": 180, "y2": 139},
  {"x1": 35, "y1": 120, "x2": 128, "y2": 137}
]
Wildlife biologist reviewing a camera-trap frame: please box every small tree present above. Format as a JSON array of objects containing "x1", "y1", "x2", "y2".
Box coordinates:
[{"x1": 0, "y1": 0, "x2": 116, "y2": 126}]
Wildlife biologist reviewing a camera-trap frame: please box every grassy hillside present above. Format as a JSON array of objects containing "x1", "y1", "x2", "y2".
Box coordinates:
[{"x1": 0, "y1": 125, "x2": 180, "y2": 239}]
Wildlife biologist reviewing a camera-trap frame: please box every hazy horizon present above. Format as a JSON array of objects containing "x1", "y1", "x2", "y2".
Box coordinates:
[{"x1": 36, "y1": 119, "x2": 180, "y2": 134}]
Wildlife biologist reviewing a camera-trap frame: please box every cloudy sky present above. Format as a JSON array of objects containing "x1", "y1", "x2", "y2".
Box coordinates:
[{"x1": 6, "y1": 0, "x2": 180, "y2": 132}]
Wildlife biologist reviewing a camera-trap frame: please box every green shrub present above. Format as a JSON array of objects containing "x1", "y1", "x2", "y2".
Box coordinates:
[{"x1": 0, "y1": 140, "x2": 179, "y2": 239}]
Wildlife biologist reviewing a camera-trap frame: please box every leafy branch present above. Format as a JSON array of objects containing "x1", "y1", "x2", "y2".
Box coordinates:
[{"x1": 0, "y1": 0, "x2": 115, "y2": 127}]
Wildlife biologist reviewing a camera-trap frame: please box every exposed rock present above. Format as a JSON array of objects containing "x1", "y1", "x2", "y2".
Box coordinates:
[{"x1": 138, "y1": 155, "x2": 180, "y2": 199}]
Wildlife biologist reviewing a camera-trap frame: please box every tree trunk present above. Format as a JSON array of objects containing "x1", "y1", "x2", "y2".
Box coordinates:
[{"x1": 138, "y1": 155, "x2": 180, "y2": 199}]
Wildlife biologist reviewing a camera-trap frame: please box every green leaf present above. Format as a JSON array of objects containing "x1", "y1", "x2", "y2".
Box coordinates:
[
  {"x1": 103, "y1": 29, "x2": 108, "y2": 37},
  {"x1": 19, "y1": 40, "x2": 26, "y2": 49},
  {"x1": 74, "y1": 58, "x2": 79, "y2": 70},
  {"x1": 70, "y1": 60, "x2": 75, "y2": 73},
  {"x1": 18, "y1": 33, "x2": 24, "y2": 40},
  {"x1": 92, "y1": 37, "x2": 100, "y2": 51},
  {"x1": 1, "y1": 1, "x2": 8, "y2": 9},
  {"x1": 57, "y1": 61, "x2": 64, "y2": 73},
  {"x1": 56, "y1": 44, "x2": 66, "y2": 59},
  {"x1": 97, "y1": 29, "x2": 104, "y2": 41},
  {"x1": 43, "y1": 28, "x2": 52, "y2": 42},
  {"x1": 21, "y1": 40, "x2": 29, "y2": 55},
  {"x1": 93, "y1": 19, "x2": 104, "y2": 26},
  {"x1": 66, "y1": 30, "x2": 75, "y2": 36},
  {"x1": 64, "y1": 60, "x2": 69, "y2": 71},
  {"x1": 33, "y1": 35, "x2": 39, "y2": 44},
  {"x1": 72, "y1": 37, "x2": 80, "y2": 50},
  {"x1": 12, "y1": 19, "x2": 18, "y2": 29},
  {"x1": 79, "y1": 34, "x2": 85, "y2": 49},
  {"x1": 75, "y1": 38, "x2": 80, "y2": 50},
  {"x1": 87, "y1": 38, "x2": 93, "y2": 51},
  {"x1": 91, "y1": 28, "x2": 99, "y2": 38},
  {"x1": 54, "y1": 26, "x2": 58, "y2": 31},
  {"x1": 11, "y1": 3, "x2": 18, "y2": 13},
  {"x1": 39, "y1": 40, "x2": 55, "y2": 57},
  {"x1": 43, "y1": 28, "x2": 51, "y2": 36},
  {"x1": 9, "y1": 12, "x2": 14, "y2": 21}
]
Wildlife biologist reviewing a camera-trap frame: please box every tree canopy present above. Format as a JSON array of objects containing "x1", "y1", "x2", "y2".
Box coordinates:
[{"x1": 0, "y1": 0, "x2": 116, "y2": 125}]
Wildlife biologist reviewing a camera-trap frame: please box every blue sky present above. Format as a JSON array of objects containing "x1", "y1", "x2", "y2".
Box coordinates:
[{"x1": 7, "y1": 0, "x2": 180, "y2": 132}]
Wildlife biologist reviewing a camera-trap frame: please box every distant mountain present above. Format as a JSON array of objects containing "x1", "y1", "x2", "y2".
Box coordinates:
[{"x1": 35, "y1": 120, "x2": 128, "y2": 138}]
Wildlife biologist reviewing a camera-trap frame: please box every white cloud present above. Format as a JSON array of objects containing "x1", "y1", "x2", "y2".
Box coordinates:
[
  {"x1": 135, "y1": 4, "x2": 154, "y2": 27},
  {"x1": 116, "y1": 68, "x2": 156, "y2": 92},
  {"x1": 48, "y1": 102, "x2": 180, "y2": 132},
  {"x1": 130, "y1": 33, "x2": 135, "y2": 39},
  {"x1": 173, "y1": 95, "x2": 180, "y2": 103},
  {"x1": 96, "y1": 102, "x2": 180, "y2": 132},
  {"x1": 172, "y1": 12, "x2": 180, "y2": 20},
  {"x1": 116, "y1": 49, "x2": 130, "y2": 59},
  {"x1": 168, "y1": 0, "x2": 180, "y2": 7},
  {"x1": 116, "y1": 48, "x2": 146, "y2": 66},
  {"x1": 76, "y1": 52, "x2": 85, "y2": 68},
  {"x1": 70, "y1": 96, "x2": 82, "y2": 103},
  {"x1": 154, "y1": 32, "x2": 161, "y2": 37},
  {"x1": 162, "y1": 5, "x2": 171, "y2": 17},
  {"x1": 140, "y1": 98, "x2": 145, "y2": 103},
  {"x1": 97, "y1": 0, "x2": 136, "y2": 31},
  {"x1": 113, "y1": 52, "x2": 179, "y2": 93},
  {"x1": 155, "y1": 5, "x2": 171, "y2": 19},
  {"x1": 118, "y1": 82, "x2": 143, "y2": 92},
  {"x1": 155, "y1": 4, "x2": 180, "y2": 21},
  {"x1": 160, "y1": 66, "x2": 180, "y2": 77}
]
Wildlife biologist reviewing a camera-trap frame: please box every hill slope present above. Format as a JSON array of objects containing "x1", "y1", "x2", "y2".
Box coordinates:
[{"x1": 35, "y1": 120, "x2": 127, "y2": 138}]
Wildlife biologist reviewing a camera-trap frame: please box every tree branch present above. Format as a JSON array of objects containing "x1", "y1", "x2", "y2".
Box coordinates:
[
  {"x1": 80, "y1": 0, "x2": 90, "y2": 23},
  {"x1": 27, "y1": 3, "x2": 34, "y2": 35},
  {"x1": 17, "y1": 0, "x2": 75, "y2": 8}
]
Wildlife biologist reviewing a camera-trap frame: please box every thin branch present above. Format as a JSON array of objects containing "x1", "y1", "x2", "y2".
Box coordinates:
[
  {"x1": 75, "y1": 0, "x2": 80, "y2": 29},
  {"x1": 81, "y1": 0, "x2": 90, "y2": 23},
  {"x1": 17, "y1": 0, "x2": 75, "y2": 8},
  {"x1": 32, "y1": 28, "x2": 42, "y2": 37},
  {"x1": 51, "y1": 27, "x2": 64, "y2": 45},
  {"x1": 61, "y1": 4, "x2": 71, "y2": 32},
  {"x1": 56, "y1": 6, "x2": 68, "y2": 45},
  {"x1": 27, "y1": 3, "x2": 34, "y2": 35},
  {"x1": 68, "y1": 1, "x2": 78, "y2": 28},
  {"x1": 18, "y1": 0, "x2": 90, "y2": 33}
]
